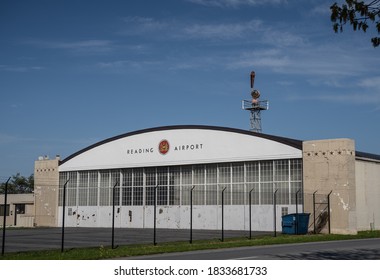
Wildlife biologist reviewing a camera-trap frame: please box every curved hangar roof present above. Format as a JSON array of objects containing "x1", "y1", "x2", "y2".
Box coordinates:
[{"x1": 59, "y1": 125, "x2": 303, "y2": 172}]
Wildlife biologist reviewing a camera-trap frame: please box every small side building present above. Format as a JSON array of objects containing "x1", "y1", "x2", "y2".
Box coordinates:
[{"x1": 0, "y1": 193, "x2": 34, "y2": 227}]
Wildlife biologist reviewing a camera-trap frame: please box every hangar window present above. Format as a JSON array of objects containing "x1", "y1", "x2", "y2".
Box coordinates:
[
  {"x1": 206, "y1": 164, "x2": 217, "y2": 184},
  {"x1": 133, "y1": 187, "x2": 143, "y2": 206},
  {"x1": 232, "y1": 184, "x2": 244, "y2": 204},
  {"x1": 247, "y1": 183, "x2": 259, "y2": 205},
  {"x1": 99, "y1": 171, "x2": 110, "y2": 206},
  {"x1": 290, "y1": 159, "x2": 302, "y2": 181},
  {"x1": 111, "y1": 171, "x2": 120, "y2": 206},
  {"x1": 157, "y1": 185, "x2": 168, "y2": 206},
  {"x1": 181, "y1": 185, "x2": 191, "y2": 205},
  {"x1": 275, "y1": 161, "x2": 290, "y2": 204},
  {"x1": 133, "y1": 169, "x2": 144, "y2": 186},
  {"x1": 206, "y1": 184, "x2": 217, "y2": 205},
  {"x1": 121, "y1": 169, "x2": 132, "y2": 205},
  {"x1": 157, "y1": 167, "x2": 168, "y2": 185},
  {"x1": 246, "y1": 162, "x2": 259, "y2": 182},
  {"x1": 205, "y1": 164, "x2": 218, "y2": 205},
  {"x1": 169, "y1": 167, "x2": 180, "y2": 205},
  {"x1": 219, "y1": 164, "x2": 231, "y2": 184},
  {"x1": 260, "y1": 161, "x2": 274, "y2": 204},
  {"x1": 261, "y1": 182, "x2": 273, "y2": 204},
  {"x1": 146, "y1": 168, "x2": 156, "y2": 186},
  {"x1": 122, "y1": 186, "x2": 132, "y2": 206},
  {"x1": 68, "y1": 172, "x2": 78, "y2": 206},
  {"x1": 88, "y1": 171, "x2": 98, "y2": 206},
  {"x1": 146, "y1": 186, "x2": 155, "y2": 206},
  {"x1": 193, "y1": 165, "x2": 205, "y2": 185},
  {"x1": 260, "y1": 161, "x2": 273, "y2": 182},
  {"x1": 122, "y1": 169, "x2": 132, "y2": 186},
  {"x1": 182, "y1": 166, "x2": 192, "y2": 185},
  {"x1": 58, "y1": 158, "x2": 302, "y2": 208},
  {"x1": 232, "y1": 163, "x2": 244, "y2": 183},
  {"x1": 275, "y1": 160, "x2": 288, "y2": 181},
  {"x1": 78, "y1": 171, "x2": 88, "y2": 206}
]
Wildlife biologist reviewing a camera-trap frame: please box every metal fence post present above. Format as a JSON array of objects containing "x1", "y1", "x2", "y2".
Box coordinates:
[
  {"x1": 190, "y1": 186, "x2": 195, "y2": 244},
  {"x1": 313, "y1": 190, "x2": 317, "y2": 234},
  {"x1": 221, "y1": 187, "x2": 226, "y2": 242},
  {"x1": 112, "y1": 181, "x2": 118, "y2": 249},
  {"x1": 295, "y1": 188, "x2": 301, "y2": 235},
  {"x1": 249, "y1": 188, "x2": 254, "y2": 239},
  {"x1": 273, "y1": 189, "x2": 278, "y2": 237},
  {"x1": 153, "y1": 185, "x2": 157, "y2": 246},
  {"x1": 1, "y1": 177, "x2": 10, "y2": 256},
  {"x1": 327, "y1": 190, "x2": 332, "y2": 234},
  {"x1": 61, "y1": 179, "x2": 70, "y2": 253}
]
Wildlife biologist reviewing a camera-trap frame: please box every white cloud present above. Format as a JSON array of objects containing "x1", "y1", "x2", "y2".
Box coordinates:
[
  {"x1": 359, "y1": 77, "x2": 380, "y2": 88},
  {"x1": 121, "y1": 16, "x2": 263, "y2": 41},
  {"x1": 311, "y1": 4, "x2": 330, "y2": 15},
  {"x1": 295, "y1": 92, "x2": 380, "y2": 106},
  {"x1": 226, "y1": 49, "x2": 290, "y2": 69},
  {"x1": 97, "y1": 59, "x2": 161, "y2": 71},
  {"x1": 261, "y1": 30, "x2": 307, "y2": 47},
  {"x1": 183, "y1": 20, "x2": 262, "y2": 39},
  {"x1": 26, "y1": 39, "x2": 114, "y2": 53},
  {"x1": 121, "y1": 16, "x2": 169, "y2": 35},
  {"x1": 0, "y1": 133, "x2": 18, "y2": 144},
  {"x1": 0, "y1": 65, "x2": 44, "y2": 72}
]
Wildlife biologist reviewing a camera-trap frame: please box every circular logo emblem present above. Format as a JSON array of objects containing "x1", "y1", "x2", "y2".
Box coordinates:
[{"x1": 158, "y1": 140, "x2": 170, "y2": 155}]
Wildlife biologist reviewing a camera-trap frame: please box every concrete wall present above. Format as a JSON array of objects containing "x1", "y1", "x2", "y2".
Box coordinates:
[
  {"x1": 355, "y1": 159, "x2": 380, "y2": 231},
  {"x1": 0, "y1": 193, "x2": 34, "y2": 227},
  {"x1": 57, "y1": 204, "x2": 302, "y2": 232},
  {"x1": 303, "y1": 139, "x2": 357, "y2": 234},
  {"x1": 34, "y1": 157, "x2": 60, "y2": 227}
]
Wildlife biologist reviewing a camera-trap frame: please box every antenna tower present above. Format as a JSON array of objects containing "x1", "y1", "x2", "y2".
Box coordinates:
[{"x1": 242, "y1": 71, "x2": 269, "y2": 133}]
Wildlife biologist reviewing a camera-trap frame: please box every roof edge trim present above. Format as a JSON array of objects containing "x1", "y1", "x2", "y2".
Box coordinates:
[{"x1": 356, "y1": 151, "x2": 380, "y2": 163}]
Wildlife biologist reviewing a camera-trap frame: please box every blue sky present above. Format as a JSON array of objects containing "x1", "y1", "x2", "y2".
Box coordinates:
[{"x1": 1, "y1": 0, "x2": 379, "y2": 178}]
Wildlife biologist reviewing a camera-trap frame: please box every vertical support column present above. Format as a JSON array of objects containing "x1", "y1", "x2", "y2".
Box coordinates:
[
  {"x1": 313, "y1": 191, "x2": 317, "y2": 234},
  {"x1": 153, "y1": 185, "x2": 157, "y2": 246},
  {"x1": 112, "y1": 181, "x2": 118, "y2": 249},
  {"x1": 327, "y1": 190, "x2": 332, "y2": 234},
  {"x1": 61, "y1": 179, "x2": 70, "y2": 253},
  {"x1": 273, "y1": 189, "x2": 278, "y2": 237},
  {"x1": 221, "y1": 187, "x2": 226, "y2": 242},
  {"x1": 296, "y1": 188, "x2": 301, "y2": 235},
  {"x1": 190, "y1": 186, "x2": 195, "y2": 244},
  {"x1": 1, "y1": 177, "x2": 10, "y2": 256},
  {"x1": 249, "y1": 188, "x2": 254, "y2": 239}
]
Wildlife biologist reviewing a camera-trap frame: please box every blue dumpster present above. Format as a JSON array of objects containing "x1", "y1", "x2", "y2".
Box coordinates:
[{"x1": 281, "y1": 213, "x2": 310, "y2": 235}]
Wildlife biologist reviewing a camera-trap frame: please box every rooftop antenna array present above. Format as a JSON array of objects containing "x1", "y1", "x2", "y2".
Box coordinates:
[{"x1": 242, "y1": 71, "x2": 269, "y2": 133}]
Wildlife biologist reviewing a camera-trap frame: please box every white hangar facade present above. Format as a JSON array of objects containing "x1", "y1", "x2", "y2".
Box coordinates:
[{"x1": 34, "y1": 125, "x2": 380, "y2": 234}]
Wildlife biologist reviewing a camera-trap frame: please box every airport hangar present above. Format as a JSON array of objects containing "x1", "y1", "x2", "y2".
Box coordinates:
[{"x1": 34, "y1": 125, "x2": 380, "y2": 235}]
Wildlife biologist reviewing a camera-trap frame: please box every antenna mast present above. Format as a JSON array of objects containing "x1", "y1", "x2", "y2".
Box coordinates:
[{"x1": 242, "y1": 71, "x2": 269, "y2": 133}]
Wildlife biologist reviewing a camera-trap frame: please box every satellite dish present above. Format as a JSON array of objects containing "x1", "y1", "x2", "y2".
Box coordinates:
[{"x1": 251, "y1": 89, "x2": 260, "y2": 99}]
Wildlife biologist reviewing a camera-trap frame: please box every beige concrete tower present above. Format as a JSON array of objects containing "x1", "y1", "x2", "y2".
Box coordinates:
[
  {"x1": 303, "y1": 139, "x2": 357, "y2": 234},
  {"x1": 34, "y1": 156, "x2": 60, "y2": 227}
]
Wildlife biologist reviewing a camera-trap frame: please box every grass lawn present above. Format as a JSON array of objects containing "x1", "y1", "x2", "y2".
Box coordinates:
[{"x1": 1, "y1": 230, "x2": 379, "y2": 260}]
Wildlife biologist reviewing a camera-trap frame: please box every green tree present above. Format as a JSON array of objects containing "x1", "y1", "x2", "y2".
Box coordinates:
[
  {"x1": 0, "y1": 173, "x2": 34, "y2": 194},
  {"x1": 330, "y1": 0, "x2": 380, "y2": 47}
]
